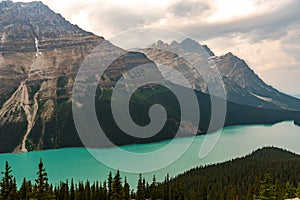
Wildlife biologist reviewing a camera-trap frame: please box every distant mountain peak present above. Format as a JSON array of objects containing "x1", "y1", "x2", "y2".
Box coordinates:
[
  {"x1": 156, "y1": 40, "x2": 164, "y2": 45},
  {"x1": 0, "y1": 0, "x2": 96, "y2": 40},
  {"x1": 150, "y1": 38, "x2": 215, "y2": 58},
  {"x1": 170, "y1": 40, "x2": 178, "y2": 46},
  {"x1": 0, "y1": 0, "x2": 103, "y2": 53},
  {"x1": 180, "y1": 38, "x2": 199, "y2": 45},
  {"x1": 177, "y1": 38, "x2": 215, "y2": 56},
  {"x1": 179, "y1": 38, "x2": 201, "y2": 49},
  {"x1": 145, "y1": 38, "x2": 300, "y2": 110},
  {"x1": 226, "y1": 52, "x2": 234, "y2": 56}
]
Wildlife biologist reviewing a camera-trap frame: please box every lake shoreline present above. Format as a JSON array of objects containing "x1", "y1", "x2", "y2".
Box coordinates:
[
  {"x1": 0, "y1": 121, "x2": 299, "y2": 188},
  {"x1": 3, "y1": 120, "x2": 298, "y2": 156}
]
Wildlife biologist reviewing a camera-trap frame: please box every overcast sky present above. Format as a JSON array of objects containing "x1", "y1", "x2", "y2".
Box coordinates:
[{"x1": 14, "y1": 0, "x2": 300, "y2": 94}]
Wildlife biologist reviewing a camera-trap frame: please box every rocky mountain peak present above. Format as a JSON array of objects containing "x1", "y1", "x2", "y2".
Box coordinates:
[
  {"x1": 0, "y1": 1, "x2": 93, "y2": 39},
  {"x1": 0, "y1": 1, "x2": 107, "y2": 153},
  {"x1": 178, "y1": 38, "x2": 214, "y2": 56},
  {"x1": 179, "y1": 38, "x2": 199, "y2": 47},
  {"x1": 0, "y1": 0, "x2": 103, "y2": 54},
  {"x1": 144, "y1": 39, "x2": 300, "y2": 111},
  {"x1": 224, "y1": 52, "x2": 234, "y2": 57},
  {"x1": 150, "y1": 38, "x2": 215, "y2": 57},
  {"x1": 170, "y1": 40, "x2": 178, "y2": 46}
]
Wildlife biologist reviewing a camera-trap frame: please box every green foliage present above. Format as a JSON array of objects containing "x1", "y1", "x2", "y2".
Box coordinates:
[
  {"x1": 285, "y1": 181, "x2": 297, "y2": 199},
  {"x1": 35, "y1": 159, "x2": 51, "y2": 199},
  {"x1": 123, "y1": 177, "x2": 130, "y2": 200},
  {"x1": 56, "y1": 76, "x2": 68, "y2": 97},
  {"x1": 3, "y1": 78, "x2": 298, "y2": 153},
  {"x1": 111, "y1": 170, "x2": 124, "y2": 200},
  {"x1": 0, "y1": 122, "x2": 27, "y2": 153},
  {"x1": 162, "y1": 147, "x2": 300, "y2": 200},
  {"x1": 56, "y1": 76, "x2": 68, "y2": 88},
  {"x1": 254, "y1": 173, "x2": 276, "y2": 200},
  {"x1": 296, "y1": 182, "x2": 300, "y2": 198},
  {"x1": 107, "y1": 172, "x2": 112, "y2": 200},
  {"x1": 136, "y1": 174, "x2": 145, "y2": 200},
  {"x1": 0, "y1": 161, "x2": 17, "y2": 200},
  {"x1": 56, "y1": 89, "x2": 67, "y2": 97},
  {"x1": 0, "y1": 147, "x2": 299, "y2": 200}
]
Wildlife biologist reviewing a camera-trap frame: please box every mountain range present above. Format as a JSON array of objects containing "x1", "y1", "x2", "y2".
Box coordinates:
[
  {"x1": 0, "y1": 1, "x2": 299, "y2": 153},
  {"x1": 144, "y1": 39, "x2": 300, "y2": 110}
]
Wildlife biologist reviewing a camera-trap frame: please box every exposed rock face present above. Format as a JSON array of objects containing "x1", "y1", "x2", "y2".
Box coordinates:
[
  {"x1": 0, "y1": 1, "x2": 162, "y2": 153},
  {"x1": 214, "y1": 52, "x2": 300, "y2": 110},
  {"x1": 144, "y1": 40, "x2": 300, "y2": 110},
  {"x1": 0, "y1": 1, "x2": 299, "y2": 153},
  {"x1": 0, "y1": 1, "x2": 103, "y2": 152},
  {"x1": 0, "y1": 1, "x2": 102, "y2": 98}
]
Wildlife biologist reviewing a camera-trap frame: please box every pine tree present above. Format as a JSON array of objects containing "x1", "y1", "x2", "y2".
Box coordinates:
[
  {"x1": 27, "y1": 181, "x2": 33, "y2": 199},
  {"x1": 102, "y1": 181, "x2": 108, "y2": 200},
  {"x1": 285, "y1": 181, "x2": 296, "y2": 199},
  {"x1": 145, "y1": 181, "x2": 150, "y2": 198},
  {"x1": 77, "y1": 182, "x2": 84, "y2": 200},
  {"x1": 136, "y1": 174, "x2": 145, "y2": 200},
  {"x1": 150, "y1": 175, "x2": 158, "y2": 200},
  {"x1": 254, "y1": 173, "x2": 276, "y2": 200},
  {"x1": 296, "y1": 182, "x2": 300, "y2": 198},
  {"x1": 130, "y1": 189, "x2": 136, "y2": 200},
  {"x1": 0, "y1": 161, "x2": 14, "y2": 200},
  {"x1": 61, "y1": 181, "x2": 70, "y2": 200},
  {"x1": 85, "y1": 180, "x2": 91, "y2": 199},
  {"x1": 163, "y1": 174, "x2": 170, "y2": 200},
  {"x1": 111, "y1": 170, "x2": 124, "y2": 200},
  {"x1": 174, "y1": 179, "x2": 184, "y2": 200},
  {"x1": 7, "y1": 178, "x2": 17, "y2": 200},
  {"x1": 90, "y1": 182, "x2": 96, "y2": 200},
  {"x1": 35, "y1": 159, "x2": 51, "y2": 200},
  {"x1": 70, "y1": 179, "x2": 75, "y2": 200},
  {"x1": 19, "y1": 178, "x2": 27, "y2": 200},
  {"x1": 108, "y1": 172, "x2": 113, "y2": 200},
  {"x1": 124, "y1": 177, "x2": 130, "y2": 200}
]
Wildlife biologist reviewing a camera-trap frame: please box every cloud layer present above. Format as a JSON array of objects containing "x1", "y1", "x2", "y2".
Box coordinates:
[{"x1": 14, "y1": 0, "x2": 300, "y2": 94}]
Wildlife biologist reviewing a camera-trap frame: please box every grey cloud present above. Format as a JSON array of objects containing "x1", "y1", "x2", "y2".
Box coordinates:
[
  {"x1": 263, "y1": 66, "x2": 300, "y2": 94},
  {"x1": 44, "y1": 0, "x2": 299, "y2": 44},
  {"x1": 42, "y1": 0, "x2": 165, "y2": 37},
  {"x1": 16, "y1": 0, "x2": 300, "y2": 94},
  {"x1": 75, "y1": 5, "x2": 165, "y2": 38},
  {"x1": 281, "y1": 27, "x2": 300, "y2": 63},
  {"x1": 177, "y1": 0, "x2": 300, "y2": 42},
  {"x1": 167, "y1": 0, "x2": 211, "y2": 17}
]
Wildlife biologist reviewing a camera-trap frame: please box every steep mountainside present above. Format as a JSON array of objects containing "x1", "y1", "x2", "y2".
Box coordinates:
[
  {"x1": 145, "y1": 39, "x2": 300, "y2": 110},
  {"x1": 0, "y1": 1, "x2": 103, "y2": 152},
  {"x1": 215, "y1": 52, "x2": 300, "y2": 110},
  {"x1": 0, "y1": 1, "x2": 299, "y2": 153},
  {"x1": 0, "y1": 1, "x2": 101, "y2": 97},
  {"x1": 294, "y1": 94, "x2": 300, "y2": 99}
]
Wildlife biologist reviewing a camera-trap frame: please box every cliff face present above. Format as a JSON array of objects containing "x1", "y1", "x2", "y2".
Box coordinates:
[
  {"x1": 145, "y1": 39, "x2": 300, "y2": 111},
  {"x1": 214, "y1": 53, "x2": 300, "y2": 110},
  {"x1": 0, "y1": 1, "x2": 102, "y2": 94},
  {"x1": 0, "y1": 1, "x2": 104, "y2": 152},
  {"x1": 0, "y1": 1, "x2": 299, "y2": 153},
  {"x1": 0, "y1": 1, "x2": 162, "y2": 153}
]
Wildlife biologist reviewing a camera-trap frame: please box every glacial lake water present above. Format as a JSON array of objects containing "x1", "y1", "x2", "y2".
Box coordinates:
[{"x1": 0, "y1": 121, "x2": 299, "y2": 188}]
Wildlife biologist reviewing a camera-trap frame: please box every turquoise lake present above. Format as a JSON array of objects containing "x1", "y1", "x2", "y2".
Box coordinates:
[{"x1": 0, "y1": 121, "x2": 299, "y2": 188}]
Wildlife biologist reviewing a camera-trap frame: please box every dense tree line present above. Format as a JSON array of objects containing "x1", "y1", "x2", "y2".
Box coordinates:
[{"x1": 0, "y1": 147, "x2": 300, "y2": 199}]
